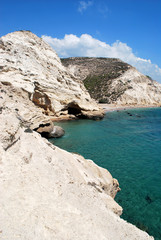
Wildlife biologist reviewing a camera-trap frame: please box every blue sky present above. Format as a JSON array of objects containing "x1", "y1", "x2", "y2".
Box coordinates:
[{"x1": 1, "y1": 0, "x2": 161, "y2": 82}]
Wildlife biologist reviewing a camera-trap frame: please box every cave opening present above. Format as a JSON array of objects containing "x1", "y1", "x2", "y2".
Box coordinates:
[{"x1": 67, "y1": 103, "x2": 82, "y2": 116}]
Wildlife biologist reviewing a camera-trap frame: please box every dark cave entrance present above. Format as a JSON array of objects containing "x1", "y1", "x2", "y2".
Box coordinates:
[{"x1": 67, "y1": 103, "x2": 82, "y2": 116}]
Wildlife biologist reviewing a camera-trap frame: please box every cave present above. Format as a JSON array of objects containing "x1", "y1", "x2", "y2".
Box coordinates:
[{"x1": 67, "y1": 103, "x2": 82, "y2": 116}]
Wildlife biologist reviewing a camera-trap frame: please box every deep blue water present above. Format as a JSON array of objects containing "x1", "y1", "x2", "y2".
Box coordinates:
[{"x1": 50, "y1": 108, "x2": 161, "y2": 239}]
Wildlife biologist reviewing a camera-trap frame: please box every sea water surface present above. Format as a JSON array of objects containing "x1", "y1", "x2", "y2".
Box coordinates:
[{"x1": 50, "y1": 108, "x2": 161, "y2": 239}]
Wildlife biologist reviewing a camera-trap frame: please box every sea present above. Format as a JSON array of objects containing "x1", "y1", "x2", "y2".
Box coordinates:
[{"x1": 50, "y1": 107, "x2": 161, "y2": 240}]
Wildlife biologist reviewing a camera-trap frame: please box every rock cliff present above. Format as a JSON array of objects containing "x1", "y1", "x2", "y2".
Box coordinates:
[
  {"x1": 0, "y1": 82, "x2": 153, "y2": 240},
  {"x1": 62, "y1": 57, "x2": 161, "y2": 105},
  {"x1": 0, "y1": 31, "x2": 154, "y2": 239},
  {"x1": 0, "y1": 31, "x2": 104, "y2": 120}
]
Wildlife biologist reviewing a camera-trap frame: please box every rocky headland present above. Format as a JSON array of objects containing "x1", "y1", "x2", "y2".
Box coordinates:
[
  {"x1": 62, "y1": 57, "x2": 161, "y2": 106},
  {"x1": 0, "y1": 31, "x2": 154, "y2": 239},
  {"x1": 0, "y1": 31, "x2": 104, "y2": 122}
]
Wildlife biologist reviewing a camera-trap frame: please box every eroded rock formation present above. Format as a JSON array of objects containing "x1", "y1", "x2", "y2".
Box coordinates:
[{"x1": 0, "y1": 31, "x2": 104, "y2": 119}]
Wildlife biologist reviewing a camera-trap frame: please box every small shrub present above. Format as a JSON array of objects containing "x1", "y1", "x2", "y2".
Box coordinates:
[{"x1": 99, "y1": 98, "x2": 108, "y2": 103}]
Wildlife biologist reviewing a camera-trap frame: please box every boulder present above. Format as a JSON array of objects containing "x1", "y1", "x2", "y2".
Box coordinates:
[
  {"x1": 49, "y1": 126, "x2": 65, "y2": 138},
  {"x1": 81, "y1": 109, "x2": 105, "y2": 120},
  {"x1": 35, "y1": 121, "x2": 54, "y2": 134}
]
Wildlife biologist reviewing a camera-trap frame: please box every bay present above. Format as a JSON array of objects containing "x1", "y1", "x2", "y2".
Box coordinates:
[{"x1": 50, "y1": 108, "x2": 161, "y2": 239}]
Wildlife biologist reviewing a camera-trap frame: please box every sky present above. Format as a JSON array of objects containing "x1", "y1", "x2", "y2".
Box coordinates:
[{"x1": 1, "y1": 0, "x2": 161, "y2": 82}]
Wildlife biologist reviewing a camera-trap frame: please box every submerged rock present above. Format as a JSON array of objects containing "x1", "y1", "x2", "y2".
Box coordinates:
[
  {"x1": 145, "y1": 195, "x2": 153, "y2": 204},
  {"x1": 127, "y1": 112, "x2": 133, "y2": 116}
]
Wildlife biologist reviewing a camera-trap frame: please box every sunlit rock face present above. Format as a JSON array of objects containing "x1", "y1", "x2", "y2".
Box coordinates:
[
  {"x1": 0, "y1": 91, "x2": 153, "y2": 240},
  {"x1": 0, "y1": 31, "x2": 103, "y2": 119}
]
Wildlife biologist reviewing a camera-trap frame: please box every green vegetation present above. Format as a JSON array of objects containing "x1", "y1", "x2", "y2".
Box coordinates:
[
  {"x1": 146, "y1": 75, "x2": 153, "y2": 80},
  {"x1": 98, "y1": 98, "x2": 108, "y2": 103},
  {"x1": 84, "y1": 75, "x2": 102, "y2": 90},
  {"x1": 61, "y1": 57, "x2": 131, "y2": 104}
]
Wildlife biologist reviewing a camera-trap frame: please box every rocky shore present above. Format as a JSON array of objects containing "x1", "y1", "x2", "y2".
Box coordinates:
[
  {"x1": 0, "y1": 31, "x2": 154, "y2": 239},
  {"x1": 0, "y1": 82, "x2": 153, "y2": 240}
]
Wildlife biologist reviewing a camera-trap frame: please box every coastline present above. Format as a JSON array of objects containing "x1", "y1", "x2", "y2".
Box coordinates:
[
  {"x1": 53, "y1": 106, "x2": 161, "y2": 239},
  {"x1": 51, "y1": 104, "x2": 161, "y2": 122},
  {"x1": 0, "y1": 30, "x2": 156, "y2": 240},
  {"x1": 98, "y1": 103, "x2": 161, "y2": 113}
]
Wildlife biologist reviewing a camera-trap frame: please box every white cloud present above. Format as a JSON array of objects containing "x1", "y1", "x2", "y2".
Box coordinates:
[
  {"x1": 42, "y1": 34, "x2": 161, "y2": 83},
  {"x1": 78, "y1": 1, "x2": 93, "y2": 13}
]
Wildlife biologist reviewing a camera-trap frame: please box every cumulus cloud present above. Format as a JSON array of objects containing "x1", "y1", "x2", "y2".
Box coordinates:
[
  {"x1": 78, "y1": 1, "x2": 93, "y2": 13},
  {"x1": 42, "y1": 34, "x2": 161, "y2": 82}
]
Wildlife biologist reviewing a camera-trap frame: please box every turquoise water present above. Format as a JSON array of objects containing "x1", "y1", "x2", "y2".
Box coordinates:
[{"x1": 50, "y1": 108, "x2": 161, "y2": 239}]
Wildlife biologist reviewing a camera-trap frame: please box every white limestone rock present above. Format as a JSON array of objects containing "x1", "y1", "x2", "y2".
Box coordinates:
[
  {"x1": 111, "y1": 68, "x2": 161, "y2": 105},
  {"x1": 0, "y1": 82, "x2": 53, "y2": 134},
  {"x1": 0, "y1": 32, "x2": 154, "y2": 240},
  {"x1": 0, "y1": 107, "x2": 153, "y2": 240},
  {"x1": 0, "y1": 31, "x2": 100, "y2": 115}
]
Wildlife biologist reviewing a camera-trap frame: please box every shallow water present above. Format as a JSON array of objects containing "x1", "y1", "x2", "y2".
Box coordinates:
[{"x1": 50, "y1": 108, "x2": 161, "y2": 239}]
